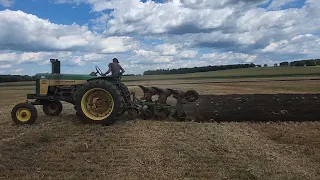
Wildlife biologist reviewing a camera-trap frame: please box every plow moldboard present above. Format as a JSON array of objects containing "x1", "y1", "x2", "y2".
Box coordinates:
[{"x1": 183, "y1": 93, "x2": 320, "y2": 122}]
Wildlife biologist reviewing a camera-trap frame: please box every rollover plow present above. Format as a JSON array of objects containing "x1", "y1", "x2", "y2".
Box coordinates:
[{"x1": 129, "y1": 85, "x2": 199, "y2": 121}]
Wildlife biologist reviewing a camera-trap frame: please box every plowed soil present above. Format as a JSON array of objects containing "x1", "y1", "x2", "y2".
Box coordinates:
[{"x1": 184, "y1": 93, "x2": 320, "y2": 122}]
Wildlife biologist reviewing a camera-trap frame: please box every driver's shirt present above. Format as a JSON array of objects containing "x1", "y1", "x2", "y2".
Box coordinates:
[{"x1": 108, "y1": 62, "x2": 121, "y2": 77}]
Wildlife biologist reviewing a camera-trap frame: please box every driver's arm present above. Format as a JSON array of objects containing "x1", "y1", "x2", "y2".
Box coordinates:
[
  {"x1": 105, "y1": 65, "x2": 111, "y2": 74},
  {"x1": 119, "y1": 65, "x2": 125, "y2": 73}
]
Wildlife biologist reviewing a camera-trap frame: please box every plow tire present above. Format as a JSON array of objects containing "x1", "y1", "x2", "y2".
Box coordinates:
[
  {"x1": 185, "y1": 90, "x2": 199, "y2": 102},
  {"x1": 141, "y1": 108, "x2": 153, "y2": 120},
  {"x1": 43, "y1": 100, "x2": 63, "y2": 116},
  {"x1": 74, "y1": 80, "x2": 123, "y2": 125},
  {"x1": 127, "y1": 108, "x2": 140, "y2": 120}
]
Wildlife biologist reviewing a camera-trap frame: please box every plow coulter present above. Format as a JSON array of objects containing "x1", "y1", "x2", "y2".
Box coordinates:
[{"x1": 129, "y1": 85, "x2": 199, "y2": 121}]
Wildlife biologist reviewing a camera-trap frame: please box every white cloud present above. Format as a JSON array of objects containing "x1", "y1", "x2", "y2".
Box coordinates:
[
  {"x1": 0, "y1": 0, "x2": 14, "y2": 7},
  {"x1": 0, "y1": 51, "x2": 121, "y2": 67},
  {"x1": 38, "y1": 0, "x2": 320, "y2": 55},
  {"x1": 100, "y1": 36, "x2": 138, "y2": 53},
  {"x1": 262, "y1": 33, "x2": 320, "y2": 57},
  {"x1": 61, "y1": 0, "x2": 317, "y2": 66},
  {"x1": 0, "y1": 64, "x2": 11, "y2": 68},
  {"x1": 134, "y1": 49, "x2": 158, "y2": 57},
  {"x1": 201, "y1": 51, "x2": 257, "y2": 64},
  {"x1": 178, "y1": 50, "x2": 198, "y2": 59},
  {"x1": 267, "y1": 0, "x2": 297, "y2": 10},
  {"x1": 90, "y1": 13, "x2": 111, "y2": 31},
  {"x1": 0, "y1": 9, "x2": 137, "y2": 54},
  {"x1": 104, "y1": 0, "x2": 236, "y2": 36},
  {"x1": 0, "y1": 52, "x2": 19, "y2": 62},
  {"x1": 130, "y1": 43, "x2": 198, "y2": 65},
  {"x1": 55, "y1": 0, "x2": 268, "y2": 12},
  {"x1": 11, "y1": 68, "x2": 23, "y2": 73},
  {"x1": 180, "y1": 0, "x2": 269, "y2": 9},
  {"x1": 156, "y1": 44, "x2": 179, "y2": 56}
]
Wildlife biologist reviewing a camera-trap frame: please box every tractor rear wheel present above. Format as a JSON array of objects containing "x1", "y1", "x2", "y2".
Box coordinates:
[
  {"x1": 11, "y1": 102, "x2": 37, "y2": 124},
  {"x1": 74, "y1": 80, "x2": 123, "y2": 125},
  {"x1": 43, "y1": 100, "x2": 63, "y2": 116},
  {"x1": 115, "y1": 82, "x2": 131, "y2": 117}
]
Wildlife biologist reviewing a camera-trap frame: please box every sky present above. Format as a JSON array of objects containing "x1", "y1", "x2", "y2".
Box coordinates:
[{"x1": 0, "y1": 0, "x2": 319, "y2": 75}]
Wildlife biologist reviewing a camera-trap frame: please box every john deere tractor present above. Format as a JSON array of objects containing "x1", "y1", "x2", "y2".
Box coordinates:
[{"x1": 11, "y1": 59, "x2": 199, "y2": 125}]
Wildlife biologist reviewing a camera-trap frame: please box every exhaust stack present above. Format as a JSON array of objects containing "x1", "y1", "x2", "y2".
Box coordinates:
[{"x1": 50, "y1": 59, "x2": 60, "y2": 74}]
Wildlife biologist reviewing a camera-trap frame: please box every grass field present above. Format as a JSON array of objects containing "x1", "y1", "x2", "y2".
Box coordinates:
[
  {"x1": 0, "y1": 69, "x2": 320, "y2": 179},
  {"x1": 123, "y1": 66, "x2": 320, "y2": 81}
]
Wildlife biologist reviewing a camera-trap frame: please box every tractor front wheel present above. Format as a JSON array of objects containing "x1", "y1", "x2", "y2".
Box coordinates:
[
  {"x1": 43, "y1": 100, "x2": 63, "y2": 116},
  {"x1": 74, "y1": 80, "x2": 123, "y2": 125},
  {"x1": 11, "y1": 102, "x2": 37, "y2": 124}
]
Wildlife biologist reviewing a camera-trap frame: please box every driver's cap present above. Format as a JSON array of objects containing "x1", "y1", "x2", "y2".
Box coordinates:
[{"x1": 113, "y1": 58, "x2": 119, "y2": 63}]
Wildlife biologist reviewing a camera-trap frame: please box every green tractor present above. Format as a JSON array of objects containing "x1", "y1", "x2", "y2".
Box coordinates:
[{"x1": 11, "y1": 59, "x2": 199, "y2": 125}]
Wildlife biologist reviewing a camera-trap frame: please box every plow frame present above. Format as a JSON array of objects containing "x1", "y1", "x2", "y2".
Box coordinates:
[{"x1": 126, "y1": 86, "x2": 199, "y2": 121}]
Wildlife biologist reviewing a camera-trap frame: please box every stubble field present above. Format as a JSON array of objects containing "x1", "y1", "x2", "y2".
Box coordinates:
[{"x1": 0, "y1": 76, "x2": 320, "y2": 179}]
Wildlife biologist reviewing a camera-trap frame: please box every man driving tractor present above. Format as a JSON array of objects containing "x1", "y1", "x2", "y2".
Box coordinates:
[{"x1": 104, "y1": 58, "x2": 125, "y2": 77}]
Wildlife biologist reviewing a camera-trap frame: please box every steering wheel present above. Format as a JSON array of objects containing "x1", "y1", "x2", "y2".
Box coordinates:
[{"x1": 95, "y1": 66, "x2": 103, "y2": 76}]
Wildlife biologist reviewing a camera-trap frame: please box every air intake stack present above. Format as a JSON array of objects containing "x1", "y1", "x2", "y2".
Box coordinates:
[{"x1": 50, "y1": 59, "x2": 60, "y2": 74}]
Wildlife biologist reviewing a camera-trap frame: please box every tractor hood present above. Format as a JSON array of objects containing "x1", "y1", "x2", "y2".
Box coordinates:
[{"x1": 35, "y1": 73, "x2": 97, "y2": 81}]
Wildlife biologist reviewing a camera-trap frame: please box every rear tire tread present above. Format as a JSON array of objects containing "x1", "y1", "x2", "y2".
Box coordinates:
[{"x1": 74, "y1": 79, "x2": 123, "y2": 125}]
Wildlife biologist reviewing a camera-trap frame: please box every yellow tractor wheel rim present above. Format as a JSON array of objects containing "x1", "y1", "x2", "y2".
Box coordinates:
[
  {"x1": 80, "y1": 88, "x2": 114, "y2": 121},
  {"x1": 16, "y1": 108, "x2": 32, "y2": 122}
]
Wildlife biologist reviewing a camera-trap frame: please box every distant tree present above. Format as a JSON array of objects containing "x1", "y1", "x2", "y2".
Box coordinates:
[
  {"x1": 0, "y1": 75, "x2": 35, "y2": 83},
  {"x1": 296, "y1": 61, "x2": 306, "y2": 66},
  {"x1": 289, "y1": 61, "x2": 295, "y2": 66},
  {"x1": 143, "y1": 63, "x2": 256, "y2": 75},
  {"x1": 280, "y1": 61, "x2": 289, "y2": 66},
  {"x1": 305, "y1": 60, "x2": 317, "y2": 66},
  {"x1": 143, "y1": 58, "x2": 320, "y2": 76},
  {"x1": 264, "y1": 64, "x2": 268, "y2": 67},
  {"x1": 284, "y1": 62, "x2": 289, "y2": 66}
]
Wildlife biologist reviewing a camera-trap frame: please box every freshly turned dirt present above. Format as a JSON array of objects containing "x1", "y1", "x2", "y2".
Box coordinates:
[{"x1": 184, "y1": 93, "x2": 320, "y2": 122}]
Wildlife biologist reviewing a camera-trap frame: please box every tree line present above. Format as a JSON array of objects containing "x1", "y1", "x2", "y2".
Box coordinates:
[
  {"x1": 144, "y1": 59, "x2": 320, "y2": 75},
  {"x1": 277, "y1": 59, "x2": 320, "y2": 67},
  {"x1": 0, "y1": 75, "x2": 35, "y2": 83},
  {"x1": 143, "y1": 63, "x2": 256, "y2": 75}
]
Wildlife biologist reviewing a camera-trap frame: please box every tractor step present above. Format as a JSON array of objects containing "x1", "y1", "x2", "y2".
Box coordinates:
[
  {"x1": 59, "y1": 86, "x2": 73, "y2": 90},
  {"x1": 27, "y1": 94, "x2": 56, "y2": 100}
]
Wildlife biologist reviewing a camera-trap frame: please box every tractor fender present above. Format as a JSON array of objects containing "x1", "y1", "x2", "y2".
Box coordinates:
[
  {"x1": 87, "y1": 76, "x2": 119, "y2": 81},
  {"x1": 73, "y1": 76, "x2": 120, "y2": 101}
]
